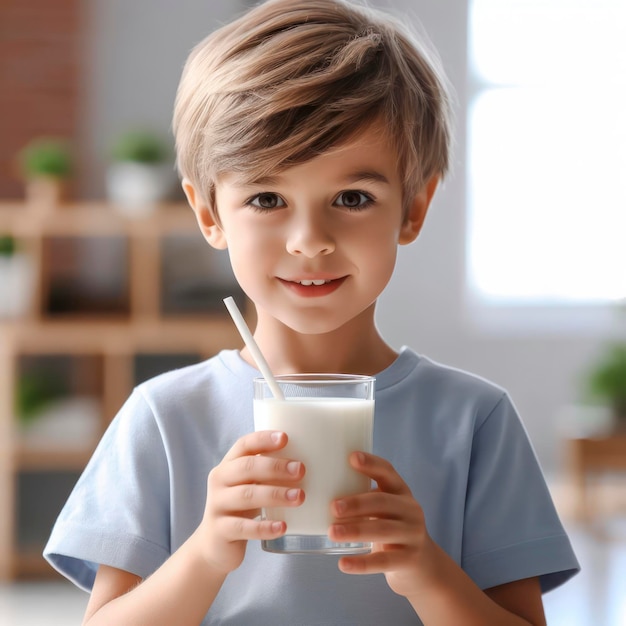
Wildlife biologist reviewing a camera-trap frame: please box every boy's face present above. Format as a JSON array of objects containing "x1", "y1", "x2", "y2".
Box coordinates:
[{"x1": 187, "y1": 123, "x2": 436, "y2": 336}]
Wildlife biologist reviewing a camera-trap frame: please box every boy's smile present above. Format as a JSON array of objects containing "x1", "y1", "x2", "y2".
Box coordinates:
[
  {"x1": 185, "y1": 121, "x2": 437, "y2": 370},
  {"x1": 278, "y1": 275, "x2": 347, "y2": 297}
]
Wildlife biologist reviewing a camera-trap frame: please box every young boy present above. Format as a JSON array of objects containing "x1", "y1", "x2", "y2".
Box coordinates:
[{"x1": 44, "y1": 0, "x2": 579, "y2": 624}]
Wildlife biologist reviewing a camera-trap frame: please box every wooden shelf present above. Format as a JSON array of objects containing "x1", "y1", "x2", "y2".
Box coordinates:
[
  {"x1": 0, "y1": 201, "x2": 246, "y2": 580},
  {"x1": 566, "y1": 434, "x2": 626, "y2": 524},
  {"x1": 16, "y1": 445, "x2": 96, "y2": 472},
  {"x1": 0, "y1": 202, "x2": 198, "y2": 237},
  {"x1": 12, "y1": 546, "x2": 58, "y2": 579},
  {"x1": 0, "y1": 317, "x2": 242, "y2": 353}
]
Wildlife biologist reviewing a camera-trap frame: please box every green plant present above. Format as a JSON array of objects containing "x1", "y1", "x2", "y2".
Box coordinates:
[
  {"x1": 0, "y1": 235, "x2": 16, "y2": 256},
  {"x1": 587, "y1": 342, "x2": 626, "y2": 420},
  {"x1": 111, "y1": 130, "x2": 170, "y2": 164},
  {"x1": 19, "y1": 138, "x2": 72, "y2": 179},
  {"x1": 15, "y1": 371, "x2": 67, "y2": 425}
]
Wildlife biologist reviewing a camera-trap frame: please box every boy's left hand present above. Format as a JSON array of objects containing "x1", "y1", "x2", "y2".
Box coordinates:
[{"x1": 328, "y1": 451, "x2": 437, "y2": 599}]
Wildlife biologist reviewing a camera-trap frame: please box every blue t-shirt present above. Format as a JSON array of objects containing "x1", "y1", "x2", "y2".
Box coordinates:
[{"x1": 44, "y1": 348, "x2": 579, "y2": 624}]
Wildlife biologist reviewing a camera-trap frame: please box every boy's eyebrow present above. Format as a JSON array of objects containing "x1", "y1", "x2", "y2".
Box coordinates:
[
  {"x1": 239, "y1": 170, "x2": 390, "y2": 187},
  {"x1": 344, "y1": 170, "x2": 390, "y2": 185},
  {"x1": 241, "y1": 174, "x2": 280, "y2": 187}
]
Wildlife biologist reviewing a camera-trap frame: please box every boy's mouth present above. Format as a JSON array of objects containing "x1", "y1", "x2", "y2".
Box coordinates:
[
  {"x1": 279, "y1": 276, "x2": 346, "y2": 296},
  {"x1": 295, "y1": 279, "x2": 332, "y2": 286}
]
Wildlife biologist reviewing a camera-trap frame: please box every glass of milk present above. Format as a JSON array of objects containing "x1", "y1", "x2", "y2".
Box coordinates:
[{"x1": 253, "y1": 374, "x2": 374, "y2": 554}]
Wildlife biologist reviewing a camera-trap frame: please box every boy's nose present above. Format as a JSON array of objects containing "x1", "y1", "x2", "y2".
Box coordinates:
[{"x1": 285, "y1": 213, "x2": 335, "y2": 258}]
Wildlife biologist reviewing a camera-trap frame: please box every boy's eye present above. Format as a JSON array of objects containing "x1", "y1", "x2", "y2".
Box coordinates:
[
  {"x1": 248, "y1": 193, "x2": 285, "y2": 210},
  {"x1": 335, "y1": 191, "x2": 373, "y2": 210}
]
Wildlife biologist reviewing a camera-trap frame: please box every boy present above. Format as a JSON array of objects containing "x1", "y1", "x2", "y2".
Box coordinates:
[{"x1": 44, "y1": 0, "x2": 579, "y2": 624}]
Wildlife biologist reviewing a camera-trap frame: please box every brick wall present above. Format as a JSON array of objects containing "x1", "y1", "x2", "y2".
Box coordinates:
[{"x1": 0, "y1": 0, "x2": 80, "y2": 198}]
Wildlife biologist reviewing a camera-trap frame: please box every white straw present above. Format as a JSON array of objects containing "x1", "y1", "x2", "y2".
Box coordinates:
[{"x1": 223, "y1": 297, "x2": 285, "y2": 400}]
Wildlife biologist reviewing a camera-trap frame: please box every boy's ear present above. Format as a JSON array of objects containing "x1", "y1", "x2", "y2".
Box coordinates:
[
  {"x1": 182, "y1": 178, "x2": 227, "y2": 250},
  {"x1": 398, "y1": 174, "x2": 440, "y2": 245}
]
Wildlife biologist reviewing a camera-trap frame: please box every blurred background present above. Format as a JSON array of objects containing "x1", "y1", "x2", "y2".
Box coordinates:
[{"x1": 0, "y1": 0, "x2": 625, "y2": 624}]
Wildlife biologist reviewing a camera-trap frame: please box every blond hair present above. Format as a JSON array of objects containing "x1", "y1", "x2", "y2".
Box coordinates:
[{"x1": 173, "y1": 0, "x2": 453, "y2": 213}]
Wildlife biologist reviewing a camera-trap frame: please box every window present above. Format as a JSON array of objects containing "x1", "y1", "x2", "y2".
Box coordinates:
[{"x1": 468, "y1": 0, "x2": 626, "y2": 306}]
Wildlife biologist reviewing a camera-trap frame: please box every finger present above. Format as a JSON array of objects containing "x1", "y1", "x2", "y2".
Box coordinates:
[
  {"x1": 214, "y1": 483, "x2": 305, "y2": 513},
  {"x1": 216, "y1": 516, "x2": 287, "y2": 542},
  {"x1": 332, "y1": 491, "x2": 422, "y2": 522},
  {"x1": 337, "y1": 549, "x2": 408, "y2": 575},
  {"x1": 349, "y1": 452, "x2": 411, "y2": 495},
  {"x1": 220, "y1": 454, "x2": 304, "y2": 487},
  {"x1": 222, "y1": 431, "x2": 288, "y2": 462},
  {"x1": 329, "y1": 518, "x2": 416, "y2": 545}
]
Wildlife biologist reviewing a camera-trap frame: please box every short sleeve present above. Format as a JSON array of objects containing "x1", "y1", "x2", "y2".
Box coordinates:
[
  {"x1": 43, "y1": 388, "x2": 172, "y2": 591},
  {"x1": 461, "y1": 393, "x2": 579, "y2": 592}
]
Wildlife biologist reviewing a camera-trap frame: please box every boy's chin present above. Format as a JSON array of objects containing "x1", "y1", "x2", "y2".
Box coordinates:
[{"x1": 276, "y1": 309, "x2": 370, "y2": 337}]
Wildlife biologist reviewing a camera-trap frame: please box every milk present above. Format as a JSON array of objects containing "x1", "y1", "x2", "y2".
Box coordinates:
[{"x1": 254, "y1": 397, "x2": 374, "y2": 535}]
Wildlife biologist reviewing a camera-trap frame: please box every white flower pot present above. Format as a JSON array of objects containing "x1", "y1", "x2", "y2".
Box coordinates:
[
  {"x1": 0, "y1": 253, "x2": 35, "y2": 318},
  {"x1": 106, "y1": 162, "x2": 175, "y2": 217}
]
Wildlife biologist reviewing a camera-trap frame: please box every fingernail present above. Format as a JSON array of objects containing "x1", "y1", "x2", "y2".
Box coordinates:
[
  {"x1": 286, "y1": 488, "x2": 300, "y2": 501},
  {"x1": 355, "y1": 451, "x2": 365, "y2": 465},
  {"x1": 270, "y1": 431, "x2": 282, "y2": 444},
  {"x1": 271, "y1": 521, "x2": 283, "y2": 533},
  {"x1": 335, "y1": 499, "x2": 347, "y2": 514},
  {"x1": 286, "y1": 461, "x2": 300, "y2": 476}
]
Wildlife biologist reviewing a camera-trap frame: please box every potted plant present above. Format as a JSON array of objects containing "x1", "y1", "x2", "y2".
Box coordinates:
[
  {"x1": 0, "y1": 234, "x2": 35, "y2": 318},
  {"x1": 586, "y1": 342, "x2": 626, "y2": 431},
  {"x1": 106, "y1": 130, "x2": 175, "y2": 216},
  {"x1": 16, "y1": 370, "x2": 66, "y2": 426},
  {"x1": 16, "y1": 369, "x2": 101, "y2": 448},
  {"x1": 18, "y1": 137, "x2": 73, "y2": 208},
  {"x1": 0, "y1": 234, "x2": 16, "y2": 256}
]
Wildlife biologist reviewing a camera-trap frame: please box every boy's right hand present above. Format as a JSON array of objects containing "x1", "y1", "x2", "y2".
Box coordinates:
[{"x1": 195, "y1": 430, "x2": 305, "y2": 574}]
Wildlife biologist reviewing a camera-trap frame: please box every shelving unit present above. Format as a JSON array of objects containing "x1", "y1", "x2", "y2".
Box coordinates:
[{"x1": 0, "y1": 201, "x2": 246, "y2": 579}]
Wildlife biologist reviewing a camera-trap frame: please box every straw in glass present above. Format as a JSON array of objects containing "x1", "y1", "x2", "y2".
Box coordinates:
[{"x1": 223, "y1": 297, "x2": 285, "y2": 400}]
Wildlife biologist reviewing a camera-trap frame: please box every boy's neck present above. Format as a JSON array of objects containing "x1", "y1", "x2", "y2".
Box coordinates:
[{"x1": 243, "y1": 306, "x2": 398, "y2": 376}]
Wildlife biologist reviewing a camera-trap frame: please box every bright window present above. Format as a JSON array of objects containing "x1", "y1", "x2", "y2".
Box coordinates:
[{"x1": 468, "y1": 0, "x2": 626, "y2": 305}]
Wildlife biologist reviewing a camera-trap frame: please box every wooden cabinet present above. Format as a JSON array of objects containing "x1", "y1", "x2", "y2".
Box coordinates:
[
  {"x1": 566, "y1": 434, "x2": 626, "y2": 525},
  {"x1": 0, "y1": 202, "x2": 246, "y2": 579}
]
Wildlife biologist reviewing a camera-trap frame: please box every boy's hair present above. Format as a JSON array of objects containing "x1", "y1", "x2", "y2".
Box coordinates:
[{"x1": 173, "y1": 0, "x2": 453, "y2": 214}]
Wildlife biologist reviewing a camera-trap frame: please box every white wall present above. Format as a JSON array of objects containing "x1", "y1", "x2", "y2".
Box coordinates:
[
  {"x1": 374, "y1": 0, "x2": 608, "y2": 473},
  {"x1": 79, "y1": 0, "x2": 240, "y2": 198},
  {"x1": 82, "y1": 0, "x2": 611, "y2": 474}
]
